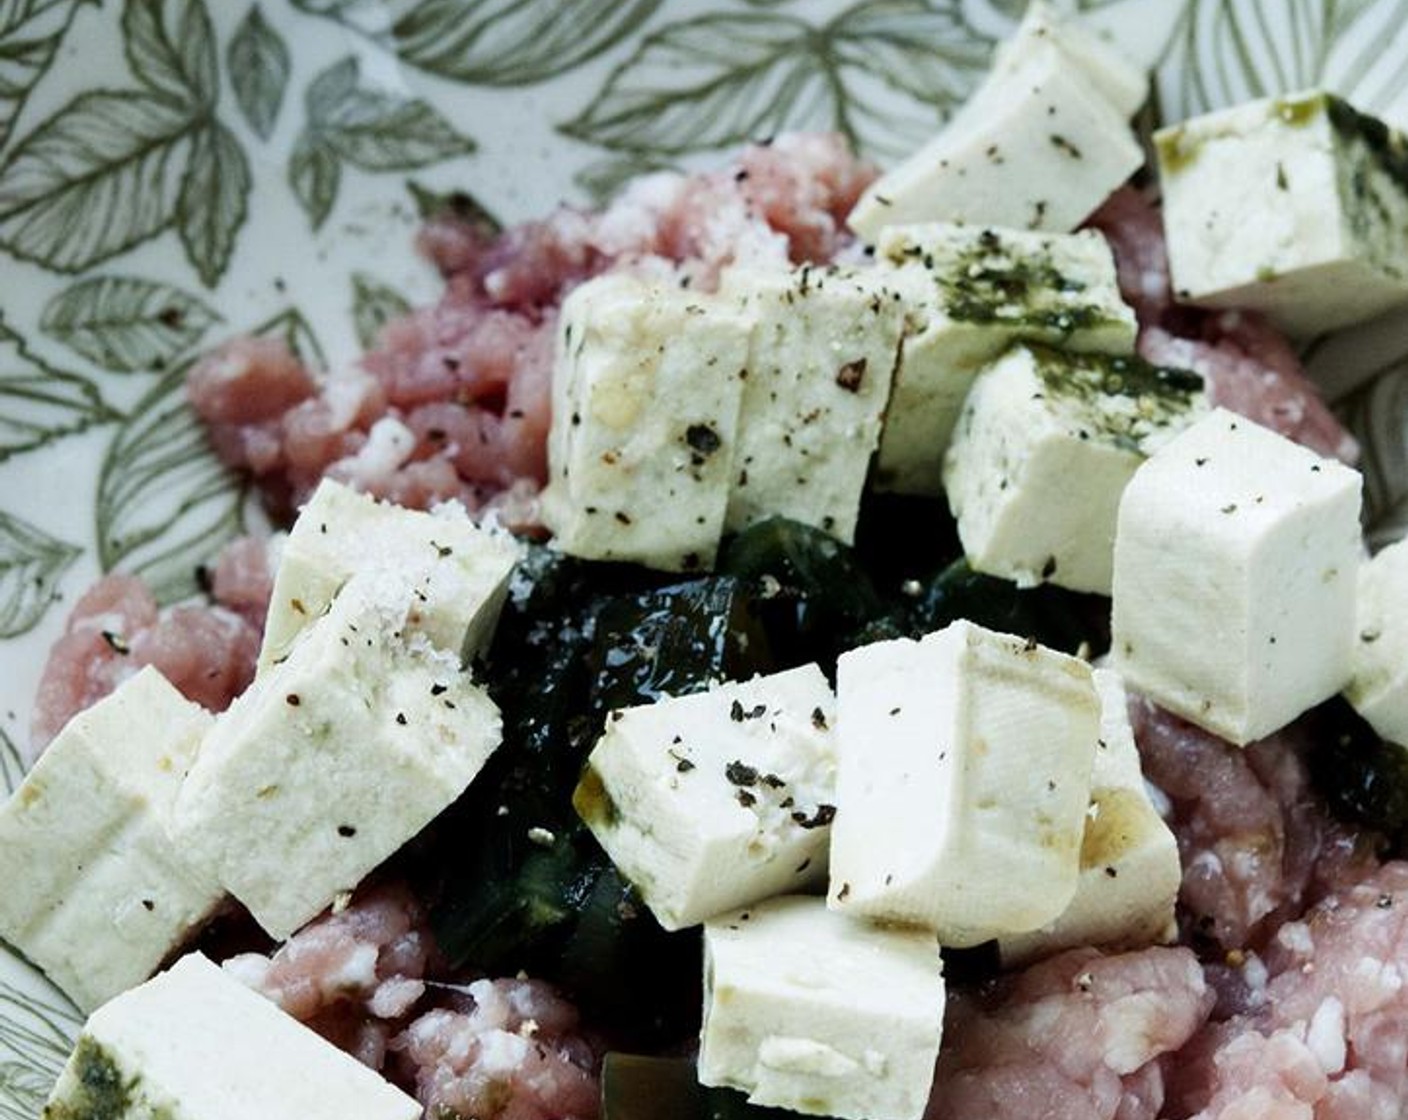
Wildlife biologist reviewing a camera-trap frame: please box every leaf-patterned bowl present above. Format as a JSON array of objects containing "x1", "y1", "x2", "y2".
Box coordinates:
[{"x1": 3, "y1": 0, "x2": 1408, "y2": 1106}]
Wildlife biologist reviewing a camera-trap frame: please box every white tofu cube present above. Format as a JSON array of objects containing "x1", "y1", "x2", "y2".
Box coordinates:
[
  {"x1": 829, "y1": 621, "x2": 1100, "y2": 946},
  {"x1": 998, "y1": 668, "x2": 1179, "y2": 966},
  {"x1": 259, "y1": 478, "x2": 522, "y2": 672},
  {"x1": 171, "y1": 574, "x2": 502, "y2": 939},
  {"x1": 575, "y1": 665, "x2": 836, "y2": 931},
  {"x1": 542, "y1": 273, "x2": 752, "y2": 571},
  {"x1": 719, "y1": 264, "x2": 904, "y2": 544},
  {"x1": 848, "y1": 35, "x2": 1143, "y2": 240},
  {"x1": 699, "y1": 895, "x2": 944, "y2": 1120},
  {"x1": 873, "y1": 224, "x2": 1137, "y2": 495},
  {"x1": 1346, "y1": 539, "x2": 1408, "y2": 743},
  {"x1": 944, "y1": 343, "x2": 1208, "y2": 594},
  {"x1": 992, "y1": 0, "x2": 1148, "y2": 119},
  {"x1": 1157, "y1": 91, "x2": 1408, "y2": 336},
  {"x1": 0, "y1": 668, "x2": 222, "y2": 1011},
  {"x1": 1112, "y1": 408, "x2": 1362, "y2": 745},
  {"x1": 43, "y1": 953, "x2": 419, "y2": 1120}
]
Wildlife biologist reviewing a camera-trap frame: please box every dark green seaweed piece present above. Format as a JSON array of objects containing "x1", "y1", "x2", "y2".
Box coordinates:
[
  {"x1": 907, "y1": 558, "x2": 1109, "y2": 657},
  {"x1": 587, "y1": 576, "x2": 772, "y2": 714},
  {"x1": 601, "y1": 1054, "x2": 809, "y2": 1120},
  {"x1": 1307, "y1": 698, "x2": 1408, "y2": 839},
  {"x1": 719, "y1": 518, "x2": 894, "y2": 670}
]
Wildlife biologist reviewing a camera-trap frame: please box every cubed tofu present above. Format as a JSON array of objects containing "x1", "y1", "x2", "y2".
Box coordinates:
[
  {"x1": 848, "y1": 33, "x2": 1143, "y2": 239},
  {"x1": 873, "y1": 224, "x2": 1137, "y2": 495},
  {"x1": 1112, "y1": 408, "x2": 1362, "y2": 745},
  {"x1": 698, "y1": 896, "x2": 944, "y2": 1120},
  {"x1": 829, "y1": 621, "x2": 1100, "y2": 946},
  {"x1": 542, "y1": 273, "x2": 752, "y2": 571},
  {"x1": 719, "y1": 263, "x2": 905, "y2": 544},
  {"x1": 575, "y1": 665, "x2": 836, "y2": 931},
  {"x1": 944, "y1": 343, "x2": 1208, "y2": 593},
  {"x1": 992, "y1": 0, "x2": 1148, "y2": 119},
  {"x1": 998, "y1": 668, "x2": 1179, "y2": 966},
  {"x1": 0, "y1": 668, "x2": 222, "y2": 1011},
  {"x1": 1346, "y1": 538, "x2": 1408, "y2": 743},
  {"x1": 171, "y1": 574, "x2": 502, "y2": 939},
  {"x1": 259, "y1": 478, "x2": 522, "y2": 673},
  {"x1": 42, "y1": 953, "x2": 419, "y2": 1120},
  {"x1": 1157, "y1": 91, "x2": 1408, "y2": 335}
]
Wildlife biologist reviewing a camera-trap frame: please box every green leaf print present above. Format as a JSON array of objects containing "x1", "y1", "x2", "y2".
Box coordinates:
[
  {"x1": 0, "y1": 91, "x2": 198, "y2": 273},
  {"x1": 121, "y1": 0, "x2": 218, "y2": 108},
  {"x1": 351, "y1": 273, "x2": 411, "y2": 350},
  {"x1": 96, "y1": 361, "x2": 246, "y2": 605},
  {"x1": 0, "y1": 321, "x2": 118, "y2": 461},
  {"x1": 176, "y1": 121, "x2": 251, "y2": 287},
  {"x1": 1164, "y1": 0, "x2": 1408, "y2": 119},
  {"x1": 562, "y1": 2, "x2": 991, "y2": 161},
  {"x1": 0, "y1": 511, "x2": 80, "y2": 640},
  {"x1": 40, "y1": 275, "x2": 220, "y2": 373},
  {"x1": 292, "y1": 0, "x2": 661, "y2": 87},
  {"x1": 227, "y1": 4, "x2": 291, "y2": 140},
  {"x1": 0, "y1": 0, "x2": 90, "y2": 150},
  {"x1": 0, "y1": 0, "x2": 251, "y2": 284},
  {"x1": 288, "y1": 56, "x2": 475, "y2": 229}
]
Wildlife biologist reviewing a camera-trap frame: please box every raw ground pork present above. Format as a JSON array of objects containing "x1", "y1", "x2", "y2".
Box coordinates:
[
  {"x1": 28, "y1": 536, "x2": 273, "y2": 753},
  {"x1": 186, "y1": 133, "x2": 876, "y2": 525},
  {"x1": 927, "y1": 946, "x2": 1213, "y2": 1120},
  {"x1": 225, "y1": 885, "x2": 601, "y2": 1119}
]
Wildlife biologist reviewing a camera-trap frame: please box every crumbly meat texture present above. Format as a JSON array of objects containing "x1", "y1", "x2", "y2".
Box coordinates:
[
  {"x1": 391, "y1": 981, "x2": 601, "y2": 1120},
  {"x1": 926, "y1": 945, "x2": 1213, "y2": 1120},
  {"x1": 224, "y1": 883, "x2": 602, "y2": 1119},
  {"x1": 223, "y1": 883, "x2": 434, "y2": 1071},
  {"x1": 1128, "y1": 696, "x2": 1377, "y2": 955},
  {"x1": 187, "y1": 134, "x2": 877, "y2": 524},
  {"x1": 1167, "y1": 862, "x2": 1408, "y2": 1120},
  {"x1": 29, "y1": 534, "x2": 273, "y2": 752}
]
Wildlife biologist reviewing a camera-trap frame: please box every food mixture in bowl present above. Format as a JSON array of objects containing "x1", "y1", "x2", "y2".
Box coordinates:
[{"x1": 10, "y1": 5, "x2": 1408, "y2": 1120}]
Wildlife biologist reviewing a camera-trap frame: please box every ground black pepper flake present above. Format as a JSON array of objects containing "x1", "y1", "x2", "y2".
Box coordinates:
[
  {"x1": 685, "y1": 423, "x2": 722, "y2": 456},
  {"x1": 395, "y1": 712, "x2": 408, "y2": 725},
  {"x1": 761, "y1": 773, "x2": 786, "y2": 789},
  {"x1": 736, "y1": 789, "x2": 757, "y2": 808},
  {"x1": 792, "y1": 804, "x2": 836, "y2": 830},
  {"x1": 836, "y1": 358, "x2": 867, "y2": 392},
  {"x1": 285, "y1": 693, "x2": 301, "y2": 706},
  {"x1": 837, "y1": 882, "x2": 851, "y2": 901},
  {"x1": 811, "y1": 707, "x2": 828, "y2": 730},
  {"x1": 677, "y1": 758, "x2": 696, "y2": 773},
  {"x1": 726, "y1": 760, "x2": 759, "y2": 787},
  {"x1": 431, "y1": 683, "x2": 448, "y2": 696},
  {"x1": 338, "y1": 825, "x2": 357, "y2": 838}
]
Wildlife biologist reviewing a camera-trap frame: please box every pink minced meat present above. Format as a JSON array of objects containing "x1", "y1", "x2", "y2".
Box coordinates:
[
  {"x1": 1129, "y1": 696, "x2": 1376, "y2": 955},
  {"x1": 225, "y1": 885, "x2": 601, "y2": 1119},
  {"x1": 1167, "y1": 862, "x2": 1408, "y2": 1120},
  {"x1": 29, "y1": 533, "x2": 274, "y2": 753},
  {"x1": 392, "y1": 980, "x2": 601, "y2": 1120},
  {"x1": 927, "y1": 946, "x2": 1212, "y2": 1120},
  {"x1": 224, "y1": 883, "x2": 433, "y2": 1071},
  {"x1": 1085, "y1": 188, "x2": 1358, "y2": 464},
  {"x1": 189, "y1": 133, "x2": 875, "y2": 523}
]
